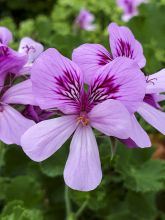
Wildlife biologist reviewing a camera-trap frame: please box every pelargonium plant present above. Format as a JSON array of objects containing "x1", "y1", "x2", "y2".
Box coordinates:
[{"x1": 0, "y1": 21, "x2": 165, "y2": 192}]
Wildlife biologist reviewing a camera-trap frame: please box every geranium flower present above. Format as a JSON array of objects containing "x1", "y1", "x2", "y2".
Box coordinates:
[
  {"x1": 137, "y1": 69, "x2": 165, "y2": 135},
  {"x1": 116, "y1": 0, "x2": 147, "y2": 22},
  {"x1": 21, "y1": 48, "x2": 146, "y2": 191},
  {"x1": 0, "y1": 27, "x2": 27, "y2": 87},
  {"x1": 18, "y1": 37, "x2": 44, "y2": 75},
  {"x1": 0, "y1": 79, "x2": 36, "y2": 145},
  {"x1": 74, "y1": 9, "x2": 96, "y2": 31},
  {"x1": 72, "y1": 22, "x2": 146, "y2": 83}
]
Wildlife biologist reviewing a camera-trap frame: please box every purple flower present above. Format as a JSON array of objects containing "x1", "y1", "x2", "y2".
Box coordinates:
[
  {"x1": 20, "y1": 48, "x2": 146, "y2": 191},
  {"x1": 0, "y1": 27, "x2": 13, "y2": 45},
  {"x1": 72, "y1": 22, "x2": 146, "y2": 83},
  {"x1": 18, "y1": 37, "x2": 44, "y2": 75},
  {"x1": 116, "y1": 0, "x2": 147, "y2": 21},
  {"x1": 137, "y1": 69, "x2": 165, "y2": 135},
  {"x1": 74, "y1": 9, "x2": 96, "y2": 31},
  {"x1": 0, "y1": 79, "x2": 36, "y2": 145},
  {"x1": 0, "y1": 27, "x2": 28, "y2": 87}
]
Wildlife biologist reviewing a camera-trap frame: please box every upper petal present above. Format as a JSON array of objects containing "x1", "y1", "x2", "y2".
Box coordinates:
[
  {"x1": 21, "y1": 115, "x2": 77, "y2": 162},
  {"x1": 2, "y1": 79, "x2": 37, "y2": 105},
  {"x1": 18, "y1": 37, "x2": 44, "y2": 64},
  {"x1": 31, "y1": 48, "x2": 84, "y2": 114},
  {"x1": 0, "y1": 27, "x2": 13, "y2": 45},
  {"x1": 88, "y1": 57, "x2": 146, "y2": 113},
  {"x1": 88, "y1": 99, "x2": 132, "y2": 139},
  {"x1": 0, "y1": 105, "x2": 35, "y2": 145},
  {"x1": 72, "y1": 43, "x2": 112, "y2": 83},
  {"x1": 108, "y1": 23, "x2": 146, "y2": 68},
  {"x1": 64, "y1": 125, "x2": 102, "y2": 191},
  {"x1": 146, "y1": 69, "x2": 165, "y2": 94},
  {"x1": 138, "y1": 102, "x2": 165, "y2": 134}
]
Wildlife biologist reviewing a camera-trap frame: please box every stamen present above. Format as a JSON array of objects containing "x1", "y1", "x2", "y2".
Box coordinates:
[
  {"x1": 77, "y1": 114, "x2": 89, "y2": 126},
  {"x1": 146, "y1": 77, "x2": 157, "y2": 85}
]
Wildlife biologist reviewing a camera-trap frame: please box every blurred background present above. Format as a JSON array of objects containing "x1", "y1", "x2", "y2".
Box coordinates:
[{"x1": 0, "y1": 0, "x2": 165, "y2": 219}]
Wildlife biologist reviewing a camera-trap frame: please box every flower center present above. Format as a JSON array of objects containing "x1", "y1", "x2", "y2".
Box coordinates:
[{"x1": 77, "y1": 113, "x2": 89, "y2": 126}]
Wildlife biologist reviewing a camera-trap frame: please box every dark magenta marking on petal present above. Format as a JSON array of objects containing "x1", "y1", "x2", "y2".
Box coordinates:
[
  {"x1": 97, "y1": 50, "x2": 113, "y2": 65},
  {"x1": 0, "y1": 45, "x2": 9, "y2": 57},
  {"x1": 115, "y1": 38, "x2": 134, "y2": 59},
  {"x1": 144, "y1": 94, "x2": 161, "y2": 109},
  {"x1": 54, "y1": 68, "x2": 84, "y2": 111},
  {"x1": 87, "y1": 73, "x2": 121, "y2": 110}
]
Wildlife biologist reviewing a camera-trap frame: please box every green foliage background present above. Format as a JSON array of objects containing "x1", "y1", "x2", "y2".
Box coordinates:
[{"x1": 0, "y1": 0, "x2": 165, "y2": 219}]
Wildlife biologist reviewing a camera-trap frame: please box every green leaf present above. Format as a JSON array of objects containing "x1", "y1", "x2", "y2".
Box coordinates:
[
  {"x1": 5, "y1": 176, "x2": 44, "y2": 208},
  {"x1": 1, "y1": 200, "x2": 43, "y2": 220}
]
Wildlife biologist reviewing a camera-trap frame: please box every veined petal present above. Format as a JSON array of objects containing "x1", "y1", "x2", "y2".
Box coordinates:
[
  {"x1": 88, "y1": 57, "x2": 146, "y2": 113},
  {"x1": 138, "y1": 102, "x2": 165, "y2": 134},
  {"x1": 72, "y1": 44, "x2": 112, "y2": 83},
  {"x1": 108, "y1": 23, "x2": 146, "y2": 68},
  {"x1": 31, "y1": 48, "x2": 84, "y2": 114},
  {"x1": 64, "y1": 125, "x2": 102, "y2": 191},
  {"x1": 2, "y1": 79, "x2": 37, "y2": 105},
  {"x1": 146, "y1": 69, "x2": 165, "y2": 94},
  {"x1": 0, "y1": 105, "x2": 35, "y2": 145},
  {"x1": 122, "y1": 114, "x2": 151, "y2": 148},
  {"x1": 0, "y1": 46, "x2": 27, "y2": 76},
  {"x1": 0, "y1": 27, "x2": 13, "y2": 45},
  {"x1": 18, "y1": 37, "x2": 44, "y2": 64},
  {"x1": 88, "y1": 99, "x2": 132, "y2": 139},
  {"x1": 21, "y1": 115, "x2": 77, "y2": 162}
]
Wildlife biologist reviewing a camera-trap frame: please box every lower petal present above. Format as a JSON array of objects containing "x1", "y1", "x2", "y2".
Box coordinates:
[
  {"x1": 138, "y1": 102, "x2": 165, "y2": 134},
  {"x1": 64, "y1": 125, "x2": 102, "y2": 191},
  {"x1": 89, "y1": 99, "x2": 132, "y2": 139},
  {"x1": 21, "y1": 115, "x2": 77, "y2": 162},
  {"x1": 123, "y1": 114, "x2": 151, "y2": 148},
  {"x1": 0, "y1": 105, "x2": 35, "y2": 145}
]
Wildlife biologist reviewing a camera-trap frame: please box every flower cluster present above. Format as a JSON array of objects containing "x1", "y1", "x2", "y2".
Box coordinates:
[{"x1": 0, "y1": 22, "x2": 165, "y2": 191}]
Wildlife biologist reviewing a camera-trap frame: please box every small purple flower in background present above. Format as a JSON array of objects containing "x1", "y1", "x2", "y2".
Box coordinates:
[
  {"x1": 0, "y1": 78, "x2": 36, "y2": 145},
  {"x1": 18, "y1": 37, "x2": 44, "y2": 75},
  {"x1": 72, "y1": 22, "x2": 146, "y2": 83},
  {"x1": 20, "y1": 48, "x2": 142, "y2": 191},
  {"x1": 116, "y1": 0, "x2": 147, "y2": 22},
  {"x1": 74, "y1": 9, "x2": 96, "y2": 31}
]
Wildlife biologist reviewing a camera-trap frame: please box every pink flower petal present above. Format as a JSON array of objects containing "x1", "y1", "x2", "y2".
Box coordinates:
[
  {"x1": 146, "y1": 69, "x2": 165, "y2": 94},
  {"x1": 2, "y1": 80, "x2": 37, "y2": 105},
  {"x1": 108, "y1": 23, "x2": 146, "y2": 68},
  {"x1": 0, "y1": 105, "x2": 35, "y2": 145},
  {"x1": 72, "y1": 44, "x2": 112, "y2": 83},
  {"x1": 88, "y1": 99, "x2": 132, "y2": 139},
  {"x1": 125, "y1": 114, "x2": 151, "y2": 148},
  {"x1": 88, "y1": 57, "x2": 146, "y2": 113},
  {"x1": 21, "y1": 115, "x2": 77, "y2": 162},
  {"x1": 31, "y1": 48, "x2": 84, "y2": 114},
  {"x1": 18, "y1": 37, "x2": 44, "y2": 64},
  {"x1": 64, "y1": 125, "x2": 102, "y2": 191},
  {"x1": 0, "y1": 27, "x2": 13, "y2": 45},
  {"x1": 138, "y1": 102, "x2": 165, "y2": 134}
]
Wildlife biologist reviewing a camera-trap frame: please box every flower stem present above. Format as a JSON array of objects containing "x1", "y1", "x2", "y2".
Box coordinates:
[
  {"x1": 65, "y1": 185, "x2": 72, "y2": 218},
  {"x1": 109, "y1": 137, "x2": 118, "y2": 160},
  {"x1": 75, "y1": 200, "x2": 88, "y2": 219}
]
